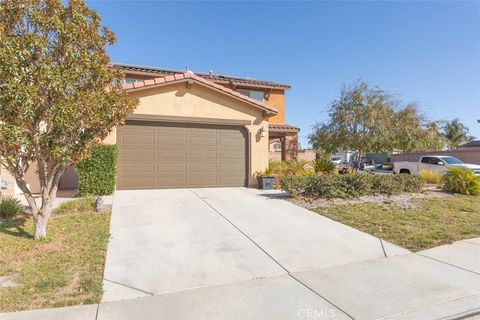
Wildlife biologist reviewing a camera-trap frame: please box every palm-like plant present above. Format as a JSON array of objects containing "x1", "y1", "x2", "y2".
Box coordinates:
[
  {"x1": 442, "y1": 119, "x2": 474, "y2": 149},
  {"x1": 286, "y1": 160, "x2": 310, "y2": 176},
  {"x1": 311, "y1": 158, "x2": 336, "y2": 174}
]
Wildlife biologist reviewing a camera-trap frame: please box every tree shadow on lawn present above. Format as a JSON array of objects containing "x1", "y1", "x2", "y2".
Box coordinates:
[{"x1": 0, "y1": 216, "x2": 33, "y2": 239}]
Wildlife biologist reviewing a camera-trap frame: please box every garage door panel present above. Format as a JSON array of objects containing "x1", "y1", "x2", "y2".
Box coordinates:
[
  {"x1": 219, "y1": 151, "x2": 245, "y2": 160},
  {"x1": 156, "y1": 136, "x2": 187, "y2": 146},
  {"x1": 219, "y1": 176, "x2": 245, "y2": 185},
  {"x1": 156, "y1": 177, "x2": 187, "y2": 188},
  {"x1": 156, "y1": 163, "x2": 187, "y2": 173},
  {"x1": 120, "y1": 149, "x2": 154, "y2": 161},
  {"x1": 157, "y1": 150, "x2": 187, "y2": 160},
  {"x1": 120, "y1": 126, "x2": 154, "y2": 134},
  {"x1": 122, "y1": 135, "x2": 154, "y2": 145},
  {"x1": 219, "y1": 137, "x2": 244, "y2": 147},
  {"x1": 189, "y1": 136, "x2": 217, "y2": 146},
  {"x1": 190, "y1": 163, "x2": 217, "y2": 173},
  {"x1": 219, "y1": 163, "x2": 245, "y2": 172},
  {"x1": 190, "y1": 150, "x2": 217, "y2": 161},
  {"x1": 119, "y1": 177, "x2": 155, "y2": 189},
  {"x1": 189, "y1": 127, "x2": 217, "y2": 136},
  {"x1": 117, "y1": 121, "x2": 247, "y2": 189},
  {"x1": 188, "y1": 176, "x2": 218, "y2": 187},
  {"x1": 120, "y1": 163, "x2": 154, "y2": 174},
  {"x1": 156, "y1": 126, "x2": 187, "y2": 134}
]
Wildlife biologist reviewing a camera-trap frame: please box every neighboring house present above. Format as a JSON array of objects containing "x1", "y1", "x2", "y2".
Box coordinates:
[{"x1": 0, "y1": 64, "x2": 299, "y2": 193}]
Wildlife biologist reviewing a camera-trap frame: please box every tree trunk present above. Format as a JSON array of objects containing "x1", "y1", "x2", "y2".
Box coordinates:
[
  {"x1": 34, "y1": 213, "x2": 50, "y2": 240},
  {"x1": 356, "y1": 150, "x2": 363, "y2": 171}
]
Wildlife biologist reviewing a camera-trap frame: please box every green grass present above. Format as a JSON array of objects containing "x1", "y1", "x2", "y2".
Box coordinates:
[
  {"x1": 312, "y1": 195, "x2": 480, "y2": 252},
  {"x1": 0, "y1": 198, "x2": 110, "y2": 312}
]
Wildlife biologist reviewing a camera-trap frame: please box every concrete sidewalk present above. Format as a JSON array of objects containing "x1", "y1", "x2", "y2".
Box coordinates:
[{"x1": 2, "y1": 239, "x2": 480, "y2": 319}]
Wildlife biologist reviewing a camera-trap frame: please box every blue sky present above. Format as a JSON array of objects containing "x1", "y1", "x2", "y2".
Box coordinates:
[{"x1": 88, "y1": 1, "x2": 480, "y2": 148}]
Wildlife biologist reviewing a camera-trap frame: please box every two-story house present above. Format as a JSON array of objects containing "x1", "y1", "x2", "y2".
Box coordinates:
[{"x1": 0, "y1": 64, "x2": 299, "y2": 194}]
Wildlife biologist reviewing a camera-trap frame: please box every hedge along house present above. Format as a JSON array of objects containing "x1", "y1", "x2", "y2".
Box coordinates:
[{"x1": 0, "y1": 64, "x2": 298, "y2": 193}]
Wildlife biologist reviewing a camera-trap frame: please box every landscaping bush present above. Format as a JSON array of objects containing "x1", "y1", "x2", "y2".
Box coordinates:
[
  {"x1": 280, "y1": 173, "x2": 425, "y2": 199},
  {"x1": 392, "y1": 173, "x2": 426, "y2": 193},
  {"x1": 441, "y1": 167, "x2": 480, "y2": 196},
  {"x1": 419, "y1": 170, "x2": 442, "y2": 185},
  {"x1": 311, "y1": 158, "x2": 336, "y2": 174},
  {"x1": 76, "y1": 144, "x2": 118, "y2": 196},
  {"x1": 0, "y1": 196, "x2": 23, "y2": 219}
]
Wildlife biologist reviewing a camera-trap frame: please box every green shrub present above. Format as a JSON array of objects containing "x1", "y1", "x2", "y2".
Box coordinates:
[
  {"x1": 54, "y1": 196, "x2": 96, "y2": 215},
  {"x1": 280, "y1": 173, "x2": 425, "y2": 199},
  {"x1": 286, "y1": 160, "x2": 311, "y2": 176},
  {"x1": 0, "y1": 196, "x2": 23, "y2": 219},
  {"x1": 419, "y1": 170, "x2": 442, "y2": 185},
  {"x1": 392, "y1": 173, "x2": 426, "y2": 193},
  {"x1": 370, "y1": 175, "x2": 403, "y2": 195},
  {"x1": 311, "y1": 158, "x2": 336, "y2": 174},
  {"x1": 76, "y1": 144, "x2": 118, "y2": 196},
  {"x1": 441, "y1": 167, "x2": 480, "y2": 196}
]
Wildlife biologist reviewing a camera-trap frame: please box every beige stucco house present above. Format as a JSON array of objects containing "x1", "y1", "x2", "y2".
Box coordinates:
[{"x1": 0, "y1": 64, "x2": 298, "y2": 193}]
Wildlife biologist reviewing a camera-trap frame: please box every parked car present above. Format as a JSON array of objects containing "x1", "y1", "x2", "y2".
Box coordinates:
[
  {"x1": 331, "y1": 157, "x2": 342, "y2": 166},
  {"x1": 393, "y1": 156, "x2": 480, "y2": 176},
  {"x1": 360, "y1": 159, "x2": 376, "y2": 171}
]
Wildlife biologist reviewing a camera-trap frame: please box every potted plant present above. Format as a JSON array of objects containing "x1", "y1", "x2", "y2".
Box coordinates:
[{"x1": 256, "y1": 168, "x2": 275, "y2": 190}]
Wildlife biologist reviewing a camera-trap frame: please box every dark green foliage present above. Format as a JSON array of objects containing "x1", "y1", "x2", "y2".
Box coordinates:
[
  {"x1": 281, "y1": 173, "x2": 425, "y2": 199},
  {"x1": 0, "y1": 196, "x2": 23, "y2": 218},
  {"x1": 392, "y1": 174, "x2": 426, "y2": 193},
  {"x1": 76, "y1": 145, "x2": 118, "y2": 196},
  {"x1": 311, "y1": 158, "x2": 336, "y2": 174}
]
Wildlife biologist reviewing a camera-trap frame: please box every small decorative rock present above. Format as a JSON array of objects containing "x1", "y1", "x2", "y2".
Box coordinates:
[
  {"x1": 95, "y1": 196, "x2": 104, "y2": 213},
  {"x1": 0, "y1": 276, "x2": 17, "y2": 288}
]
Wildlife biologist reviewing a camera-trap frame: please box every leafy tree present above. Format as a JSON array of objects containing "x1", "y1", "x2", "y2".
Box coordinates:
[
  {"x1": 442, "y1": 119, "x2": 475, "y2": 149},
  {"x1": 393, "y1": 105, "x2": 445, "y2": 152},
  {"x1": 309, "y1": 81, "x2": 396, "y2": 168},
  {"x1": 420, "y1": 122, "x2": 445, "y2": 151},
  {"x1": 394, "y1": 104, "x2": 426, "y2": 152},
  {"x1": 0, "y1": 0, "x2": 137, "y2": 239}
]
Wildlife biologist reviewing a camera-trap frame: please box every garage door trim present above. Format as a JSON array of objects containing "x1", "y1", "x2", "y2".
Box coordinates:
[
  {"x1": 126, "y1": 114, "x2": 252, "y2": 126},
  {"x1": 117, "y1": 120, "x2": 249, "y2": 189}
]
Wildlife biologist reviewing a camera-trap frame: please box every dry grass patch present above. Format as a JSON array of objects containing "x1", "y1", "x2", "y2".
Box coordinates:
[
  {"x1": 312, "y1": 194, "x2": 480, "y2": 252},
  {"x1": 0, "y1": 197, "x2": 110, "y2": 312}
]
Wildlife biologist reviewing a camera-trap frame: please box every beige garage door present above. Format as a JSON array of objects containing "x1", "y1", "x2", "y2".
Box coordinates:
[{"x1": 117, "y1": 120, "x2": 248, "y2": 189}]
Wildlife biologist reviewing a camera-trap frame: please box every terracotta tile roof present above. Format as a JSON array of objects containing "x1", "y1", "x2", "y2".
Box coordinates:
[
  {"x1": 122, "y1": 72, "x2": 278, "y2": 115},
  {"x1": 115, "y1": 63, "x2": 291, "y2": 90},
  {"x1": 269, "y1": 123, "x2": 300, "y2": 132}
]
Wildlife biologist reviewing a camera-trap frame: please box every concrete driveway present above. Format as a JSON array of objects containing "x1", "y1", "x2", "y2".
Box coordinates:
[{"x1": 102, "y1": 187, "x2": 407, "y2": 302}]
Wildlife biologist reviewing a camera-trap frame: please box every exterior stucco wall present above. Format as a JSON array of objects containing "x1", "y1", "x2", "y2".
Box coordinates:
[
  {"x1": 103, "y1": 127, "x2": 116, "y2": 145},
  {"x1": 0, "y1": 163, "x2": 16, "y2": 196},
  {"x1": 126, "y1": 82, "x2": 270, "y2": 186},
  {"x1": 266, "y1": 89, "x2": 285, "y2": 124}
]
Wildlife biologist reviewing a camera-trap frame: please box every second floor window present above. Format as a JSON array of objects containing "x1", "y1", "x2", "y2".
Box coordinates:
[
  {"x1": 123, "y1": 78, "x2": 140, "y2": 84},
  {"x1": 237, "y1": 89, "x2": 264, "y2": 102}
]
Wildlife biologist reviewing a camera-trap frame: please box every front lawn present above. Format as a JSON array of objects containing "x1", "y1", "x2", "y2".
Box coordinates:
[
  {"x1": 312, "y1": 194, "x2": 480, "y2": 252},
  {"x1": 0, "y1": 197, "x2": 110, "y2": 312}
]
